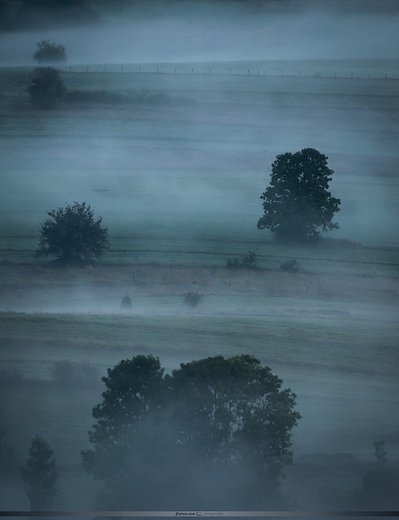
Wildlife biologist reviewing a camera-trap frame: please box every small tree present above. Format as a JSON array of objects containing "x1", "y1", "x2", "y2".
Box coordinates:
[
  {"x1": 0, "y1": 423, "x2": 17, "y2": 477},
  {"x1": 20, "y1": 435, "x2": 58, "y2": 510},
  {"x1": 33, "y1": 40, "x2": 67, "y2": 63},
  {"x1": 353, "y1": 440, "x2": 399, "y2": 509},
  {"x1": 37, "y1": 201, "x2": 110, "y2": 266},
  {"x1": 257, "y1": 148, "x2": 341, "y2": 242},
  {"x1": 27, "y1": 67, "x2": 66, "y2": 109}
]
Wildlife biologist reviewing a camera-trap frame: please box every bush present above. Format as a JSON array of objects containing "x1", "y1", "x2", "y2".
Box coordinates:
[
  {"x1": 36, "y1": 202, "x2": 110, "y2": 266},
  {"x1": 27, "y1": 67, "x2": 66, "y2": 109},
  {"x1": 183, "y1": 291, "x2": 203, "y2": 308},
  {"x1": 226, "y1": 251, "x2": 258, "y2": 270},
  {"x1": 280, "y1": 259, "x2": 300, "y2": 273},
  {"x1": 33, "y1": 40, "x2": 66, "y2": 63}
]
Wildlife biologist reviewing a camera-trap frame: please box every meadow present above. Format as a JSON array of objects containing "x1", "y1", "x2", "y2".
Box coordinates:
[{"x1": 0, "y1": 58, "x2": 398, "y2": 510}]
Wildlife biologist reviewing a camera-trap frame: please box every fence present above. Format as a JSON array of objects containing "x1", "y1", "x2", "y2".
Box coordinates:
[{"x1": 57, "y1": 64, "x2": 399, "y2": 80}]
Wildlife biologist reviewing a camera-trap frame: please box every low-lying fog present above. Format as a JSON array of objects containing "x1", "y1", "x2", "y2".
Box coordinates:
[
  {"x1": 1, "y1": 1, "x2": 399, "y2": 511},
  {"x1": 1, "y1": 3, "x2": 399, "y2": 65}
]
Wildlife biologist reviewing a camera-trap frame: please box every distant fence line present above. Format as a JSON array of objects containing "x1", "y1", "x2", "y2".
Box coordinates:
[{"x1": 56, "y1": 65, "x2": 399, "y2": 80}]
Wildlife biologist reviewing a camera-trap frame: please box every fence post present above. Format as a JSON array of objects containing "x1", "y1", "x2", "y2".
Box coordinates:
[
  {"x1": 139, "y1": 67, "x2": 141, "y2": 73},
  {"x1": 192, "y1": 68, "x2": 194, "y2": 74},
  {"x1": 87, "y1": 66, "x2": 89, "y2": 73},
  {"x1": 69, "y1": 66, "x2": 72, "y2": 72},
  {"x1": 282, "y1": 70, "x2": 284, "y2": 76},
  {"x1": 257, "y1": 69, "x2": 259, "y2": 75},
  {"x1": 368, "y1": 72, "x2": 370, "y2": 78},
  {"x1": 385, "y1": 73, "x2": 387, "y2": 79},
  {"x1": 248, "y1": 69, "x2": 250, "y2": 76},
  {"x1": 299, "y1": 70, "x2": 301, "y2": 76},
  {"x1": 229, "y1": 68, "x2": 231, "y2": 74}
]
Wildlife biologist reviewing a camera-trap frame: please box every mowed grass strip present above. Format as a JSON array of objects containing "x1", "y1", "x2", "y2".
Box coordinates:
[{"x1": 0, "y1": 311, "x2": 397, "y2": 376}]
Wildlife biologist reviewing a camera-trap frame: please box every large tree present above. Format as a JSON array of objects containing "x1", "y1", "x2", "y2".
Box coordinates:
[
  {"x1": 82, "y1": 354, "x2": 301, "y2": 510},
  {"x1": 257, "y1": 148, "x2": 341, "y2": 242},
  {"x1": 37, "y1": 201, "x2": 110, "y2": 266}
]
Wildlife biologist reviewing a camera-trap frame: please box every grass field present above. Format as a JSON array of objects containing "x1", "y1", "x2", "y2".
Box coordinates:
[{"x1": 0, "y1": 58, "x2": 398, "y2": 509}]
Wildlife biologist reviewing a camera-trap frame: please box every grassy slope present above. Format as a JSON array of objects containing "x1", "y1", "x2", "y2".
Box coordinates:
[{"x1": 0, "y1": 60, "x2": 398, "y2": 508}]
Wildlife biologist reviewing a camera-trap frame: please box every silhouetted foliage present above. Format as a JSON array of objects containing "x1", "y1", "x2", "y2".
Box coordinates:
[
  {"x1": 37, "y1": 202, "x2": 110, "y2": 266},
  {"x1": 257, "y1": 148, "x2": 341, "y2": 242},
  {"x1": 226, "y1": 251, "x2": 258, "y2": 270},
  {"x1": 120, "y1": 295, "x2": 132, "y2": 310},
  {"x1": 280, "y1": 259, "x2": 300, "y2": 273},
  {"x1": 0, "y1": 424, "x2": 17, "y2": 477},
  {"x1": 183, "y1": 291, "x2": 203, "y2": 308},
  {"x1": 353, "y1": 441, "x2": 399, "y2": 509},
  {"x1": 82, "y1": 354, "x2": 301, "y2": 509},
  {"x1": 33, "y1": 40, "x2": 66, "y2": 62},
  {"x1": 20, "y1": 435, "x2": 58, "y2": 510},
  {"x1": 27, "y1": 67, "x2": 66, "y2": 109}
]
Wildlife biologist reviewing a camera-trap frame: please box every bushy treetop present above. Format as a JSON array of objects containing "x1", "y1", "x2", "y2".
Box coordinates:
[{"x1": 257, "y1": 148, "x2": 341, "y2": 242}]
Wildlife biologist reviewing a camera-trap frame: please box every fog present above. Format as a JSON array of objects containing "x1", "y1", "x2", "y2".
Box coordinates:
[
  {"x1": 2, "y1": 4, "x2": 399, "y2": 65},
  {"x1": 1, "y1": 0, "x2": 399, "y2": 512}
]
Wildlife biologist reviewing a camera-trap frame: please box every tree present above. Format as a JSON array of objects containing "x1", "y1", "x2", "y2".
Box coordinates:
[
  {"x1": 37, "y1": 201, "x2": 111, "y2": 266},
  {"x1": 257, "y1": 148, "x2": 341, "y2": 242},
  {"x1": 20, "y1": 435, "x2": 58, "y2": 510},
  {"x1": 27, "y1": 67, "x2": 67, "y2": 109},
  {"x1": 33, "y1": 40, "x2": 66, "y2": 63},
  {"x1": 0, "y1": 423, "x2": 17, "y2": 477},
  {"x1": 82, "y1": 354, "x2": 301, "y2": 509},
  {"x1": 353, "y1": 440, "x2": 399, "y2": 509}
]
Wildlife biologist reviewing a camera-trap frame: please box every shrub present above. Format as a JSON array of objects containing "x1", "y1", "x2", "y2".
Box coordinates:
[
  {"x1": 183, "y1": 291, "x2": 203, "y2": 308},
  {"x1": 226, "y1": 251, "x2": 258, "y2": 270},
  {"x1": 27, "y1": 67, "x2": 66, "y2": 109},
  {"x1": 280, "y1": 259, "x2": 300, "y2": 273}
]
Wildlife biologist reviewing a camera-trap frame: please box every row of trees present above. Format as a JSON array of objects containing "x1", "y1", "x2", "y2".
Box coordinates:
[
  {"x1": 3, "y1": 357, "x2": 399, "y2": 510},
  {"x1": 82, "y1": 354, "x2": 301, "y2": 509},
  {"x1": 36, "y1": 149, "x2": 340, "y2": 266}
]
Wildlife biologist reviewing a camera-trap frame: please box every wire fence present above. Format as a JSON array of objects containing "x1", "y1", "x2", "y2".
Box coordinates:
[{"x1": 56, "y1": 64, "x2": 399, "y2": 80}]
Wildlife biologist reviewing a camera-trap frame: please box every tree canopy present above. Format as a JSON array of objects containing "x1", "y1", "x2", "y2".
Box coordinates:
[
  {"x1": 82, "y1": 354, "x2": 301, "y2": 510},
  {"x1": 27, "y1": 67, "x2": 66, "y2": 109},
  {"x1": 33, "y1": 40, "x2": 66, "y2": 63},
  {"x1": 257, "y1": 148, "x2": 341, "y2": 242},
  {"x1": 37, "y1": 201, "x2": 110, "y2": 266}
]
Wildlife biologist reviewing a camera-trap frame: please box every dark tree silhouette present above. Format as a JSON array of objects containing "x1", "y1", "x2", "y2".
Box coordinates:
[
  {"x1": 27, "y1": 67, "x2": 66, "y2": 109},
  {"x1": 37, "y1": 202, "x2": 110, "y2": 266},
  {"x1": 353, "y1": 440, "x2": 399, "y2": 509},
  {"x1": 82, "y1": 354, "x2": 301, "y2": 509},
  {"x1": 20, "y1": 435, "x2": 58, "y2": 510},
  {"x1": 33, "y1": 40, "x2": 66, "y2": 63},
  {"x1": 257, "y1": 148, "x2": 341, "y2": 242}
]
